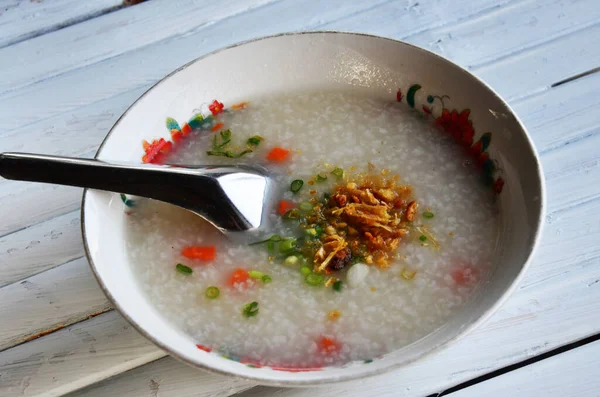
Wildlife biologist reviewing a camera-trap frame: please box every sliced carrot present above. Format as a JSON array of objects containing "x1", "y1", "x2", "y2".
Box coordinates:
[
  {"x1": 278, "y1": 200, "x2": 296, "y2": 215},
  {"x1": 266, "y1": 147, "x2": 290, "y2": 162},
  {"x1": 317, "y1": 336, "x2": 341, "y2": 354},
  {"x1": 229, "y1": 268, "x2": 249, "y2": 286},
  {"x1": 181, "y1": 123, "x2": 192, "y2": 136},
  {"x1": 142, "y1": 139, "x2": 151, "y2": 151},
  {"x1": 211, "y1": 123, "x2": 224, "y2": 132},
  {"x1": 181, "y1": 246, "x2": 216, "y2": 261}
]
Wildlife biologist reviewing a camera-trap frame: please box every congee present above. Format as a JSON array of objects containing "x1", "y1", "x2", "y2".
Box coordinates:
[{"x1": 125, "y1": 91, "x2": 500, "y2": 368}]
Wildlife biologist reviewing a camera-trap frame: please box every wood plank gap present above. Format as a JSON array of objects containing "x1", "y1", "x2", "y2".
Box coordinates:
[
  {"x1": 438, "y1": 332, "x2": 600, "y2": 396},
  {"x1": 551, "y1": 66, "x2": 600, "y2": 88},
  {"x1": 0, "y1": 3, "x2": 127, "y2": 50}
]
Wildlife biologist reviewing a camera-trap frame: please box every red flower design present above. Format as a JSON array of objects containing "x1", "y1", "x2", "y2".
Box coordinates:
[
  {"x1": 396, "y1": 89, "x2": 403, "y2": 102},
  {"x1": 436, "y1": 109, "x2": 474, "y2": 146},
  {"x1": 208, "y1": 100, "x2": 224, "y2": 116},
  {"x1": 493, "y1": 177, "x2": 504, "y2": 194}
]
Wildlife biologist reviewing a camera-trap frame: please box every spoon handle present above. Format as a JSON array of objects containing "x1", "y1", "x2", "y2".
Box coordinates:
[{"x1": 0, "y1": 152, "x2": 215, "y2": 197}]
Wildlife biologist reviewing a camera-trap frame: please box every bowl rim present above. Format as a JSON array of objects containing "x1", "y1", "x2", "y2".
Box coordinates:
[{"x1": 81, "y1": 30, "x2": 546, "y2": 386}]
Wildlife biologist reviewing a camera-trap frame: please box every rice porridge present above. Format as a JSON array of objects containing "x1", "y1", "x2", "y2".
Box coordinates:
[{"x1": 125, "y1": 92, "x2": 499, "y2": 368}]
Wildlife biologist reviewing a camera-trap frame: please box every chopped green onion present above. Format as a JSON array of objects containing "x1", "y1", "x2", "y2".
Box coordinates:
[
  {"x1": 279, "y1": 238, "x2": 297, "y2": 253},
  {"x1": 176, "y1": 263, "x2": 192, "y2": 275},
  {"x1": 333, "y1": 280, "x2": 342, "y2": 292},
  {"x1": 282, "y1": 209, "x2": 301, "y2": 220},
  {"x1": 249, "y1": 270, "x2": 265, "y2": 279},
  {"x1": 304, "y1": 228, "x2": 317, "y2": 237},
  {"x1": 331, "y1": 168, "x2": 344, "y2": 178},
  {"x1": 267, "y1": 241, "x2": 275, "y2": 254},
  {"x1": 314, "y1": 225, "x2": 324, "y2": 236},
  {"x1": 291, "y1": 179, "x2": 304, "y2": 193},
  {"x1": 261, "y1": 275, "x2": 272, "y2": 283},
  {"x1": 247, "y1": 135, "x2": 263, "y2": 146},
  {"x1": 316, "y1": 173, "x2": 328, "y2": 183},
  {"x1": 285, "y1": 255, "x2": 299, "y2": 266},
  {"x1": 419, "y1": 235, "x2": 427, "y2": 242},
  {"x1": 242, "y1": 301, "x2": 259, "y2": 317},
  {"x1": 249, "y1": 235, "x2": 283, "y2": 245},
  {"x1": 306, "y1": 273, "x2": 324, "y2": 286},
  {"x1": 206, "y1": 149, "x2": 252, "y2": 158},
  {"x1": 322, "y1": 192, "x2": 331, "y2": 203},
  {"x1": 205, "y1": 286, "x2": 220, "y2": 299},
  {"x1": 299, "y1": 201, "x2": 313, "y2": 212},
  {"x1": 300, "y1": 266, "x2": 311, "y2": 276},
  {"x1": 423, "y1": 211, "x2": 434, "y2": 219}
]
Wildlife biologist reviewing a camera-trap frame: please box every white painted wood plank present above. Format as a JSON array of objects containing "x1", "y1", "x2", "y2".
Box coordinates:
[
  {"x1": 0, "y1": 210, "x2": 82, "y2": 288},
  {"x1": 448, "y1": 340, "x2": 600, "y2": 397},
  {"x1": 0, "y1": 257, "x2": 111, "y2": 351},
  {"x1": 0, "y1": 311, "x2": 165, "y2": 397},
  {"x1": 0, "y1": 0, "x2": 123, "y2": 48},
  {"x1": 0, "y1": 0, "x2": 281, "y2": 95}
]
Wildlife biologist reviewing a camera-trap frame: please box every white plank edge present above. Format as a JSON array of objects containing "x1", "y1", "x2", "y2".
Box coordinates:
[
  {"x1": 0, "y1": 0, "x2": 282, "y2": 95},
  {"x1": 0, "y1": 257, "x2": 111, "y2": 352},
  {"x1": 0, "y1": 209, "x2": 82, "y2": 288},
  {"x1": 446, "y1": 339, "x2": 600, "y2": 397},
  {"x1": 0, "y1": 0, "x2": 123, "y2": 49},
  {"x1": 0, "y1": 311, "x2": 165, "y2": 397},
  {"x1": 1, "y1": 74, "x2": 599, "y2": 395}
]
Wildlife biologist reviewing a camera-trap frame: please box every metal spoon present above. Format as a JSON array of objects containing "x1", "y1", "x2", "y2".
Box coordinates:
[{"x1": 0, "y1": 152, "x2": 274, "y2": 235}]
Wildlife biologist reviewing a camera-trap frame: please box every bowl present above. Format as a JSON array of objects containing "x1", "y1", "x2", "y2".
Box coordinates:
[{"x1": 82, "y1": 32, "x2": 545, "y2": 385}]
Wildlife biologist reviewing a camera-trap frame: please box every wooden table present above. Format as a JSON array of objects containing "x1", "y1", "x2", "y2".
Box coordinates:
[{"x1": 1, "y1": 0, "x2": 599, "y2": 396}]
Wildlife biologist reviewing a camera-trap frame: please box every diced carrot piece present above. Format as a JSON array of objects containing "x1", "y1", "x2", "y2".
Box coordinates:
[
  {"x1": 211, "y1": 123, "x2": 224, "y2": 132},
  {"x1": 181, "y1": 246, "x2": 216, "y2": 261},
  {"x1": 171, "y1": 129, "x2": 183, "y2": 142},
  {"x1": 278, "y1": 200, "x2": 296, "y2": 215},
  {"x1": 266, "y1": 147, "x2": 290, "y2": 162},
  {"x1": 317, "y1": 336, "x2": 341, "y2": 354},
  {"x1": 181, "y1": 123, "x2": 192, "y2": 135},
  {"x1": 229, "y1": 268, "x2": 249, "y2": 286}
]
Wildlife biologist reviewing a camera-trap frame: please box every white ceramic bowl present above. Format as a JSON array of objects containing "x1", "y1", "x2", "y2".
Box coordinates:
[{"x1": 82, "y1": 32, "x2": 545, "y2": 385}]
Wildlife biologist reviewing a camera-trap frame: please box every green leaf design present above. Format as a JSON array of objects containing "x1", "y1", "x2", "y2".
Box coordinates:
[
  {"x1": 480, "y1": 132, "x2": 492, "y2": 152},
  {"x1": 407, "y1": 84, "x2": 422, "y2": 108},
  {"x1": 187, "y1": 114, "x2": 204, "y2": 129},
  {"x1": 166, "y1": 117, "x2": 180, "y2": 131}
]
